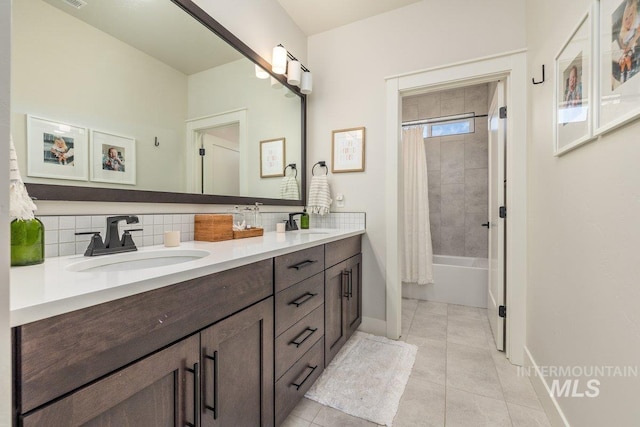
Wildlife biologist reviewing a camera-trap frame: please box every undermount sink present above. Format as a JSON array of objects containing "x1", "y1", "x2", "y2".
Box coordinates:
[{"x1": 66, "y1": 249, "x2": 210, "y2": 273}]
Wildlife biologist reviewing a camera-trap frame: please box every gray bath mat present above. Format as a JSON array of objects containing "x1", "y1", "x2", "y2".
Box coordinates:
[{"x1": 305, "y1": 331, "x2": 417, "y2": 426}]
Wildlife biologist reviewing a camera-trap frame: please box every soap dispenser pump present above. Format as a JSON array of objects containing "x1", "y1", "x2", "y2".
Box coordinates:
[{"x1": 301, "y1": 208, "x2": 309, "y2": 229}]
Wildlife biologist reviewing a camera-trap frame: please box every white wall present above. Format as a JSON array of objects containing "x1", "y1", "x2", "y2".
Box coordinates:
[
  {"x1": 1, "y1": 0, "x2": 11, "y2": 422},
  {"x1": 307, "y1": 0, "x2": 526, "y2": 322},
  {"x1": 526, "y1": 0, "x2": 640, "y2": 424}
]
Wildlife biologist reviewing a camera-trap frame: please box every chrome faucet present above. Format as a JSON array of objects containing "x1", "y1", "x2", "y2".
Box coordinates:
[
  {"x1": 76, "y1": 215, "x2": 141, "y2": 256},
  {"x1": 285, "y1": 212, "x2": 305, "y2": 231}
]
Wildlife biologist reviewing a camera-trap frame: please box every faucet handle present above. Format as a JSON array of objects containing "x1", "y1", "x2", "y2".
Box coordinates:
[{"x1": 75, "y1": 231, "x2": 105, "y2": 256}]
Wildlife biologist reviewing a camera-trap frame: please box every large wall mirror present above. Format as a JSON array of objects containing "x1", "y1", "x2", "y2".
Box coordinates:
[{"x1": 11, "y1": 0, "x2": 306, "y2": 205}]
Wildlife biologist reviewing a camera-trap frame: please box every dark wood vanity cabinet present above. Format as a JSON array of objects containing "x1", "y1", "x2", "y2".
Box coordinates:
[
  {"x1": 13, "y1": 260, "x2": 274, "y2": 427},
  {"x1": 324, "y1": 236, "x2": 363, "y2": 366}
]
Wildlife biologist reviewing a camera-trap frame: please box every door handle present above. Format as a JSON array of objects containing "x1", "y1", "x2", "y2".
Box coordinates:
[
  {"x1": 481, "y1": 222, "x2": 490, "y2": 228},
  {"x1": 185, "y1": 362, "x2": 200, "y2": 427},
  {"x1": 204, "y1": 351, "x2": 218, "y2": 420}
]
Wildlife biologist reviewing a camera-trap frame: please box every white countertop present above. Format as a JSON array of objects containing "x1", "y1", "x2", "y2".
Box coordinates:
[{"x1": 10, "y1": 228, "x2": 365, "y2": 327}]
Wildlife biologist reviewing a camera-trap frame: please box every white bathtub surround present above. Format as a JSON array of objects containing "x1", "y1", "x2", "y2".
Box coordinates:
[
  {"x1": 403, "y1": 255, "x2": 488, "y2": 308},
  {"x1": 401, "y1": 125, "x2": 433, "y2": 285},
  {"x1": 37, "y1": 212, "x2": 365, "y2": 258},
  {"x1": 305, "y1": 331, "x2": 417, "y2": 426}
]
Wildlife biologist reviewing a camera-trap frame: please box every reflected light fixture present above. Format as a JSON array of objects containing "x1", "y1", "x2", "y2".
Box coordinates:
[
  {"x1": 255, "y1": 64, "x2": 269, "y2": 79},
  {"x1": 272, "y1": 45, "x2": 287, "y2": 74},
  {"x1": 271, "y1": 76, "x2": 283, "y2": 89}
]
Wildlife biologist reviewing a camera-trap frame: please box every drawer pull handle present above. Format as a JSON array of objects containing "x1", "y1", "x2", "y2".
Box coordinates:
[
  {"x1": 289, "y1": 259, "x2": 318, "y2": 270},
  {"x1": 290, "y1": 327, "x2": 318, "y2": 348},
  {"x1": 185, "y1": 362, "x2": 200, "y2": 427},
  {"x1": 292, "y1": 365, "x2": 318, "y2": 390},
  {"x1": 204, "y1": 352, "x2": 218, "y2": 420},
  {"x1": 289, "y1": 292, "x2": 317, "y2": 307}
]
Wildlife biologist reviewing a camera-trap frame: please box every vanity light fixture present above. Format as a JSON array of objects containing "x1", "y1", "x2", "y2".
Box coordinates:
[
  {"x1": 271, "y1": 44, "x2": 313, "y2": 94},
  {"x1": 272, "y1": 45, "x2": 288, "y2": 74}
]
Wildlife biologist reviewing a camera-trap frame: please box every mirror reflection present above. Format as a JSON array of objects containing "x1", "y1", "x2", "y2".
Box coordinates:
[{"x1": 11, "y1": 0, "x2": 303, "y2": 201}]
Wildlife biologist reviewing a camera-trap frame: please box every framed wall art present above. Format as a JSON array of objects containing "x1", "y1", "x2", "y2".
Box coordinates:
[
  {"x1": 90, "y1": 130, "x2": 136, "y2": 185},
  {"x1": 597, "y1": 0, "x2": 640, "y2": 134},
  {"x1": 554, "y1": 6, "x2": 594, "y2": 155},
  {"x1": 260, "y1": 137, "x2": 285, "y2": 178},
  {"x1": 26, "y1": 115, "x2": 89, "y2": 181},
  {"x1": 331, "y1": 127, "x2": 365, "y2": 172}
]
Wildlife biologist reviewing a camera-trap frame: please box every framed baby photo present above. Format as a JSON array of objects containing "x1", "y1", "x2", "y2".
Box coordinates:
[
  {"x1": 597, "y1": 0, "x2": 640, "y2": 135},
  {"x1": 331, "y1": 126, "x2": 365, "y2": 172},
  {"x1": 90, "y1": 130, "x2": 136, "y2": 185},
  {"x1": 260, "y1": 137, "x2": 285, "y2": 178},
  {"x1": 26, "y1": 115, "x2": 89, "y2": 181},
  {"x1": 554, "y1": 6, "x2": 594, "y2": 155}
]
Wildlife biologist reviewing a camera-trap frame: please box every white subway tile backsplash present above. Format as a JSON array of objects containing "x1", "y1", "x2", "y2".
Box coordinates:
[{"x1": 36, "y1": 212, "x2": 365, "y2": 258}]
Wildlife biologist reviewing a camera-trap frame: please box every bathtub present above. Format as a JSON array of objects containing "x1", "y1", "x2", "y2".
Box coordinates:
[{"x1": 402, "y1": 255, "x2": 488, "y2": 308}]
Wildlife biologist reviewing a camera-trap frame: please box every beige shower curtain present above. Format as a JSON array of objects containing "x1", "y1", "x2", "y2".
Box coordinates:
[{"x1": 402, "y1": 126, "x2": 433, "y2": 285}]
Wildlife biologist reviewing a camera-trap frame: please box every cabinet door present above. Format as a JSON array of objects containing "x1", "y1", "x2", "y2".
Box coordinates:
[
  {"x1": 345, "y1": 253, "x2": 363, "y2": 338},
  {"x1": 200, "y1": 298, "x2": 274, "y2": 427},
  {"x1": 324, "y1": 261, "x2": 347, "y2": 366},
  {"x1": 21, "y1": 334, "x2": 200, "y2": 427}
]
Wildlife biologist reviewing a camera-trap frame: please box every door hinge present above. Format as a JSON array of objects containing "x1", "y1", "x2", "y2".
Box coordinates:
[
  {"x1": 199, "y1": 148, "x2": 206, "y2": 156},
  {"x1": 499, "y1": 305, "x2": 506, "y2": 318},
  {"x1": 499, "y1": 206, "x2": 506, "y2": 218},
  {"x1": 499, "y1": 106, "x2": 507, "y2": 119}
]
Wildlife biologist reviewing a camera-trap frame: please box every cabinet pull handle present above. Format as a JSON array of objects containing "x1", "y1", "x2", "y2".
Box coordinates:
[
  {"x1": 342, "y1": 270, "x2": 350, "y2": 298},
  {"x1": 348, "y1": 269, "x2": 353, "y2": 298},
  {"x1": 289, "y1": 327, "x2": 318, "y2": 348},
  {"x1": 204, "y1": 351, "x2": 218, "y2": 420},
  {"x1": 292, "y1": 365, "x2": 318, "y2": 390},
  {"x1": 289, "y1": 292, "x2": 317, "y2": 307},
  {"x1": 185, "y1": 362, "x2": 200, "y2": 427},
  {"x1": 289, "y1": 259, "x2": 318, "y2": 270}
]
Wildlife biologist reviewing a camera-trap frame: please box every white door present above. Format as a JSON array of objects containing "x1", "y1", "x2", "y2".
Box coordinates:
[{"x1": 487, "y1": 82, "x2": 506, "y2": 351}]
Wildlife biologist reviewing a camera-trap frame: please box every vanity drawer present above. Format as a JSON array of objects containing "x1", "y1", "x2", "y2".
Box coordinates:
[
  {"x1": 275, "y1": 304, "x2": 324, "y2": 380},
  {"x1": 15, "y1": 259, "x2": 273, "y2": 413},
  {"x1": 275, "y1": 272, "x2": 324, "y2": 336},
  {"x1": 275, "y1": 338, "x2": 324, "y2": 426},
  {"x1": 274, "y1": 245, "x2": 324, "y2": 292},
  {"x1": 325, "y1": 235, "x2": 361, "y2": 268}
]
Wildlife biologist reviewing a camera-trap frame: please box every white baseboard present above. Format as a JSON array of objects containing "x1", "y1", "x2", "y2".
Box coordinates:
[
  {"x1": 358, "y1": 316, "x2": 387, "y2": 337},
  {"x1": 524, "y1": 346, "x2": 571, "y2": 427}
]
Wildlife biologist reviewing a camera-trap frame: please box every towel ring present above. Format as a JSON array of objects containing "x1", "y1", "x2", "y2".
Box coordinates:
[
  {"x1": 284, "y1": 163, "x2": 297, "y2": 178},
  {"x1": 312, "y1": 161, "x2": 328, "y2": 176}
]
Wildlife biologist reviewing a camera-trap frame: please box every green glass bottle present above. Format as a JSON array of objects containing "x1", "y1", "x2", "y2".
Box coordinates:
[
  {"x1": 301, "y1": 208, "x2": 309, "y2": 230},
  {"x1": 11, "y1": 218, "x2": 44, "y2": 266}
]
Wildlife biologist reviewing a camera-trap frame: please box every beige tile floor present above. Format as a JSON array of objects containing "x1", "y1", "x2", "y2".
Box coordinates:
[{"x1": 282, "y1": 298, "x2": 551, "y2": 427}]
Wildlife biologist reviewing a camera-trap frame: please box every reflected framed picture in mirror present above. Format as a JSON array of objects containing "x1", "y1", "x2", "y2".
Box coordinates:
[
  {"x1": 332, "y1": 126, "x2": 365, "y2": 172},
  {"x1": 90, "y1": 130, "x2": 136, "y2": 185},
  {"x1": 26, "y1": 115, "x2": 89, "y2": 181},
  {"x1": 260, "y1": 138, "x2": 285, "y2": 178}
]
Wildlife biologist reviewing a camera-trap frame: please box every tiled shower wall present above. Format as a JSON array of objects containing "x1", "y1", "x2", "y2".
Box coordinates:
[
  {"x1": 38, "y1": 212, "x2": 366, "y2": 258},
  {"x1": 403, "y1": 84, "x2": 489, "y2": 258}
]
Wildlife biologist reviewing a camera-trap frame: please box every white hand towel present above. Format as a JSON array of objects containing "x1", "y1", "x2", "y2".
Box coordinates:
[
  {"x1": 308, "y1": 175, "x2": 332, "y2": 215},
  {"x1": 280, "y1": 176, "x2": 300, "y2": 200},
  {"x1": 10, "y1": 136, "x2": 37, "y2": 220}
]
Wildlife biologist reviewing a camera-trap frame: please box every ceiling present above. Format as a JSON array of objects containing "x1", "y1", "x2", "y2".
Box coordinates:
[{"x1": 276, "y1": 0, "x2": 422, "y2": 36}]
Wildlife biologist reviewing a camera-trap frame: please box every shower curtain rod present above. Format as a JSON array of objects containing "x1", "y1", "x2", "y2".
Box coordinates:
[{"x1": 402, "y1": 113, "x2": 488, "y2": 127}]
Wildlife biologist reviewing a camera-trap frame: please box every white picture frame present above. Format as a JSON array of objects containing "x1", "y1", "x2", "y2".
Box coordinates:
[
  {"x1": 554, "y1": 6, "x2": 595, "y2": 155},
  {"x1": 90, "y1": 130, "x2": 136, "y2": 185},
  {"x1": 596, "y1": 0, "x2": 640, "y2": 135},
  {"x1": 331, "y1": 127, "x2": 366, "y2": 172},
  {"x1": 260, "y1": 138, "x2": 285, "y2": 178},
  {"x1": 26, "y1": 115, "x2": 89, "y2": 181}
]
